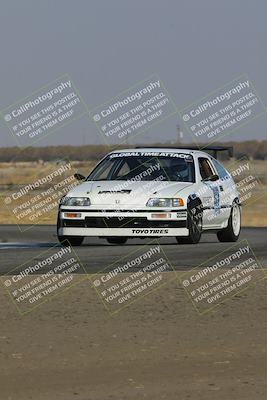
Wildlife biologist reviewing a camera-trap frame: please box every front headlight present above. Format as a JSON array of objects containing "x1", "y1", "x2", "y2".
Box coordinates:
[
  {"x1": 61, "y1": 197, "x2": 91, "y2": 206},
  {"x1": 146, "y1": 198, "x2": 184, "y2": 207}
]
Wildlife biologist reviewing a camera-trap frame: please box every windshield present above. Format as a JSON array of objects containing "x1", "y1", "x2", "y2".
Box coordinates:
[{"x1": 87, "y1": 152, "x2": 195, "y2": 182}]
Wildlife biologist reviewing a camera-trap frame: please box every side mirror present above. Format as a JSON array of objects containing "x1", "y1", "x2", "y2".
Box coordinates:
[
  {"x1": 202, "y1": 174, "x2": 219, "y2": 182},
  {"x1": 74, "y1": 173, "x2": 86, "y2": 181}
]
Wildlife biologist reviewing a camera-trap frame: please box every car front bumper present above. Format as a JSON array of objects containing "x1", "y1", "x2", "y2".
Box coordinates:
[{"x1": 58, "y1": 208, "x2": 189, "y2": 237}]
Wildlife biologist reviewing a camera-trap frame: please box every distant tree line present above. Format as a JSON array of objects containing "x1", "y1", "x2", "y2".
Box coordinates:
[{"x1": 0, "y1": 141, "x2": 266, "y2": 162}]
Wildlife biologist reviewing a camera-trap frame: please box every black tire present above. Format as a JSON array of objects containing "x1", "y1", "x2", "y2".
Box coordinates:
[
  {"x1": 217, "y1": 202, "x2": 241, "y2": 242},
  {"x1": 106, "y1": 237, "x2": 128, "y2": 245},
  {"x1": 58, "y1": 235, "x2": 84, "y2": 246},
  {"x1": 176, "y1": 203, "x2": 203, "y2": 244}
]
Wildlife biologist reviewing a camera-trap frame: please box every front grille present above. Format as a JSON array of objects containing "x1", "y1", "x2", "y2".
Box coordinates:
[
  {"x1": 62, "y1": 217, "x2": 186, "y2": 229},
  {"x1": 62, "y1": 220, "x2": 85, "y2": 227}
]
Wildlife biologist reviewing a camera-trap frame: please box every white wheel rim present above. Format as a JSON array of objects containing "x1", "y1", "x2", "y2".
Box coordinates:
[{"x1": 232, "y1": 204, "x2": 241, "y2": 236}]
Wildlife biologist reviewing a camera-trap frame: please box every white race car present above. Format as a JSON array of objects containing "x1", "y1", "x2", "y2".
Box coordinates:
[{"x1": 57, "y1": 147, "x2": 241, "y2": 246}]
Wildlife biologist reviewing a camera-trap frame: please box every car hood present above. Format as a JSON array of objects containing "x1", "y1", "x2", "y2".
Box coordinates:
[{"x1": 66, "y1": 180, "x2": 193, "y2": 207}]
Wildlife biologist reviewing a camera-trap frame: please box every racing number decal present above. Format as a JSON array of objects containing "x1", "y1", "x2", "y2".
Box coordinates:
[{"x1": 210, "y1": 184, "x2": 221, "y2": 215}]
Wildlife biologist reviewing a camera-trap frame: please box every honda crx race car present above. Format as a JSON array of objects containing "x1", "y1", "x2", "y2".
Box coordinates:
[{"x1": 57, "y1": 147, "x2": 241, "y2": 246}]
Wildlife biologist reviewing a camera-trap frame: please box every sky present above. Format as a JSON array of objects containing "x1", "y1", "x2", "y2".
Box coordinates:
[{"x1": 0, "y1": 0, "x2": 267, "y2": 147}]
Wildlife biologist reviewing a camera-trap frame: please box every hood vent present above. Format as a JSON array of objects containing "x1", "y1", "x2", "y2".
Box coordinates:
[{"x1": 98, "y1": 189, "x2": 132, "y2": 194}]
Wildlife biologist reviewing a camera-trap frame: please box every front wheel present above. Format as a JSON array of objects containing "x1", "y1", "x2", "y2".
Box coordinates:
[
  {"x1": 176, "y1": 204, "x2": 202, "y2": 244},
  {"x1": 217, "y1": 202, "x2": 241, "y2": 242}
]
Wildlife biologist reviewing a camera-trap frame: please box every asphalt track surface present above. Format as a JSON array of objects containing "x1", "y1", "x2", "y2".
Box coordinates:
[
  {"x1": 1, "y1": 225, "x2": 267, "y2": 400},
  {"x1": 0, "y1": 225, "x2": 266, "y2": 274}
]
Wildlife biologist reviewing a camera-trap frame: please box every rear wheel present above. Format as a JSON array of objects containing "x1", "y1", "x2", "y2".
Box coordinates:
[
  {"x1": 176, "y1": 203, "x2": 202, "y2": 244},
  {"x1": 217, "y1": 202, "x2": 241, "y2": 242},
  {"x1": 106, "y1": 237, "x2": 128, "y2": 245}
]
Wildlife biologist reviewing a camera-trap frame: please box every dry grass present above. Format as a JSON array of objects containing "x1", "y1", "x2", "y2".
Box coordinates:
[{"x1": 0, "y1": 161, "x2": 94, "y2": 185}]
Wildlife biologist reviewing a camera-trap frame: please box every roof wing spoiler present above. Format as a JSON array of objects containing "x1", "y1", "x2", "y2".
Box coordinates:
[{"x1": 135, "y1": 145, "x2": 233, "y2": 159}]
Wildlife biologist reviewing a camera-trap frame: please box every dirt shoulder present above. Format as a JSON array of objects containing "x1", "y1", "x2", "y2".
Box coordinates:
[{"x1": 0, "y1": 273, "x2": 267, "y2": 400}]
